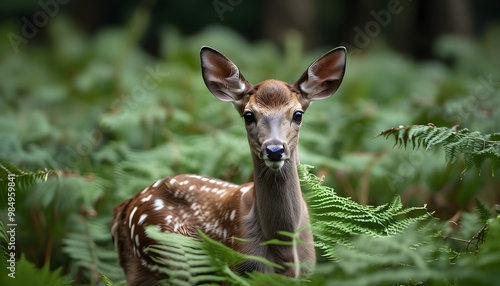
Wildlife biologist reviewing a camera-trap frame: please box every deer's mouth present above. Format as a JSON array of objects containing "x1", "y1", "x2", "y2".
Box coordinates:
[{"x1": 263, "y1": 158, "x2": 285, "y2": 170}]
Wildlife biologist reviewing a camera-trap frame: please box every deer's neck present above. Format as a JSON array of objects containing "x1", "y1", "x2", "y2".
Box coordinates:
[{"x1": 249, "y1": 152, "x2": 303, "y2": 240}]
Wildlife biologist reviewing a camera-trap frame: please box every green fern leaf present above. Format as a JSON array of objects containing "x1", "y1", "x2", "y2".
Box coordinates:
[
  {"x1": 145, "y1": 226, "x2": 284, "y2": 286},
  {"x1": 0, "y1": 254, "x2": 70, "y2": 286},
  {"x1": 0, "y1": 221, "x2": 10, "y2": 270},
  {"x1": 299, "y1": 165, "x2": 429, "y2": 259},
  {"x1": 62, "y1": 216, "x2": 123, "y2": 283},
  {"x1": 444, "y1": 138, "x2": 461, "y2": 164},
  {"x1": 0, "y1": 161, "x2": 55, "y2": 191},
  {"x1": 378, "y1": 125, "x2": 500, "y2": 175},
  {"x1": 453, "y1": 216, "x2": 500, "y2": 285},
  {"x1": 475, "y1": 199, "x2": 492, "y2": 224}
]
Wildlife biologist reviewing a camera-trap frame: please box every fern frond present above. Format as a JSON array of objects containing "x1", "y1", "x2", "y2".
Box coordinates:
[
  {"x1": 311, "y1": 222, "x2": 449, "y2": 286},
  {"x1": 0, "y1": 254, "x2": 70, "y2": 286},
  {"x1": 299, "y1": 165, "x2": 429, "y2": 259},
  {"x1": 62, "y1": 216, "x2": 123, "y2": 284},
  {"x1": 0, "y1": 221, "x2": 9, "y2": 269},
  {"x1": 145, "y1": 226, "x2": 288, "y2": 286},
  {"x1": 145, "y1": 226, "x2": 313, "y2": 285},
  {"x1": 0, "y1": 161, "x2": 55, "y2": 191},
  {"x1": 244, "y1": 271, "x2": 308, "y2": 286},
  {"x1": 452, "y1": 215, "x2": 500, "y2": 285},
  {"x1": 378, "y1": 125, "x2": 500, "y2": 175},
  {"x1": 475, "y1": 199, "x2": 493, "y2": 224},
  {"x1": 99, "y1": 273, "x2": 115, "y2": 286}
]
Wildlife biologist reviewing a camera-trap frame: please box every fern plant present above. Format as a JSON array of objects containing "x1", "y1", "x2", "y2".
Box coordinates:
[
  {"x1": 62, "y1": 216, "x2": 124, "y2": 285},
  {"x1": 0, "y1": 161, "x2": 54, "y2": 192},
  {"x1": 378, "y1": 124, "x2": 500, "y2": 175},
  {"x1": 0, "y1": 222, "x2": 71, "y2": 286},
  {"x1": 299, "y1": 164, "x2": 430, "y2": 259},
  {"x1": 146, "y1": 227, "x2": 285, "y2": 285},
  {"x1": 0, "y1": 254, "x2": 71, "y2": 286}
]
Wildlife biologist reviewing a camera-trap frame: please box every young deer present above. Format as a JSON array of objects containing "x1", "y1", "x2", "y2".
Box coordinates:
[{"x1": 112, "y1": 46, "x2": 346, "y2": 285}]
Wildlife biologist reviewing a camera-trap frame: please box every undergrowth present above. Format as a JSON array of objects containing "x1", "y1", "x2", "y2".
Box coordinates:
[
  {"x1": 379, "y1": 124, "x2": 500, "y2": 175},
  {"x1": 0, "y1": 162, "x2": 498, "y2": 285}
]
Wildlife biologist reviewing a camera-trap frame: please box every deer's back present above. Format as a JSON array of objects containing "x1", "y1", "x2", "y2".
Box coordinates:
[{"x1": 112, "y1": 174, "x2": 251, "y2": 279}]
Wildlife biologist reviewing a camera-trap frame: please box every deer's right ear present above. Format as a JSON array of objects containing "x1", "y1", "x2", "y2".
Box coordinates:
[
  {"x1": 295, "y1": 46, "x2": 347, "y2": 103},
  {"x1": 200, "y1": 46, "x2": 253, "y2": 102}
]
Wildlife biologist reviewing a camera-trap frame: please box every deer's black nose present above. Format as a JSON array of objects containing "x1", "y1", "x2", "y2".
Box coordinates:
[{"x1": 266, "y1": 145, "x2": 284, "y2": 161}]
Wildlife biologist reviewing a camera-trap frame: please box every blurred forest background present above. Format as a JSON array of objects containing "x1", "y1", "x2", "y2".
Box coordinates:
[{"x1": 0, "y1": 0, "x2": 499, "y2": 285}]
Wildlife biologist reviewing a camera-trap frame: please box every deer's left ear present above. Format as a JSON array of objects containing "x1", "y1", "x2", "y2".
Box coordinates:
[{"x1": 295, "y1": 46, "x2": 346, "y2": 103}]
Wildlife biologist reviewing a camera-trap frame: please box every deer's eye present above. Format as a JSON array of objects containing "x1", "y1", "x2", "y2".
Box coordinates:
[
  {"x1": 243, "y1": 111, "x2": 255, "y2": 123},
  {"x1": 292, "y1": 111, "x2": 303, "y2": 122}
]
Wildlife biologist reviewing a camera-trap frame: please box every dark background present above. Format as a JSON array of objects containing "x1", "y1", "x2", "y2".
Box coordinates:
[{"x1": 1, "y1": 0, "x2": 498, "y2": 59}]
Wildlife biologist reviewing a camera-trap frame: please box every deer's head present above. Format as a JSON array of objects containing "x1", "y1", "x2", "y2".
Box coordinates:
[{"x1": 201, "y1": 47, "x2": 346, "y2": 170}]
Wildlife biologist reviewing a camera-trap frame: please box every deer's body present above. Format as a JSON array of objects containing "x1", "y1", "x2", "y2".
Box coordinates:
[{"x1": 112, "y1": 47, "x2": 346, "y2": 285}]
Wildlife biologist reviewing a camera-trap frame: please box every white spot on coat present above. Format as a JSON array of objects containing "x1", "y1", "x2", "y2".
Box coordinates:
[
  {"x1": 129, "y1": 206, "x2": 138, "y2": 227},
  {"x1": 130, "y1": 224, "x2": 135, "y2": 239},
  {"x1": 240, "y1": 185, "x2": 252, "y2": 194},
  {"x1": 165, "y1": 215, "x2": 172, "y2": 224},
  {"x1": 152, "y1": 179, "x2": 163, "y2": 188},
  {"x1": 153, "y1": 199, "x2": 164, "y2": 210},
  {"x1": 173, "y1": 223, "x2": 182, "y2": 232},
  {"x1": 230, "y1": 209, "x2": 236, "y2": 221},
  {"x1": 138, "y1": 214, "x2": 147, "y2": 225},
  {"x1": 135, "y1": 234, "x2": 140, "y2": 247},
  {"x1": 141, "y1": 194, "x2": 152, "y2": 202}
]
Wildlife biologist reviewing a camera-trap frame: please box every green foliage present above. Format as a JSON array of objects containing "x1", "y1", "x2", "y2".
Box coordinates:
[
  {"x1": 145, "y1": 226, "x2": 308, "y2": 285},
  {"x1": 0, "y1": 161, "x2": 54, "y2": 191},
  {"x1": 147, "y1": 227, "x2": 282, "y2": 285},
  {"x1": 311, "y1": 218, "x2": 500, "y2": 286},
  {"x1": 62, "y1": 216, "x2": 123, "y2": 284},
  {"x1": 0, "y1": 221, "x2": 9, "y2": 269},
  {"x1": 0, "y1": 222, "x2": 70, "y2": 286},
  {"x1": 378, "y1": 124, "x2": 500, "y2": 175},
  {"x1": 455, "y1": 215, "x2": 500, "y2": 284},
  {"x1": 300, "y1": 164, "x2": 429, "y2": 258},
  {"x1": 0, "y1": 254, "x2": 71, "y2": 286}
]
